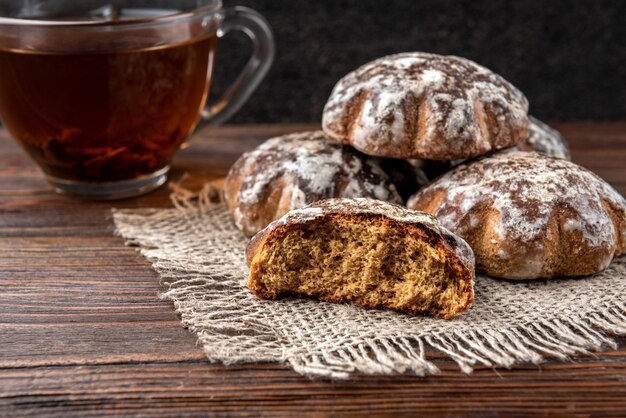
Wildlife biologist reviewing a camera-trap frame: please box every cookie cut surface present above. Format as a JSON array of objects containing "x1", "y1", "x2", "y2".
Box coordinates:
[
  {"x1": 224, "y1": 131, "x2": 423, "y2": 237},
  {"x1": 322, "y1": 52, "x2": 529, "y2": 160},
  {"x1": 246, "y1": 198, "x2": 475, "y2": 319},
  {"x1": 408, "y1": 151, "x2": 626, "y2": 279}
]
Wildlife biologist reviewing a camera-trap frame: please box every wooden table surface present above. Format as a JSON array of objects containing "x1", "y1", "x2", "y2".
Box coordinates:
[{"x1": 1, "y1": 123, "x2": 625, "y2": 417}]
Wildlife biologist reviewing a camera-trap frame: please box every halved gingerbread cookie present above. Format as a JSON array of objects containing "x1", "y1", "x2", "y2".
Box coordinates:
[{"x1": 246, "y1": 198, "x2": 475, "y2": 319}]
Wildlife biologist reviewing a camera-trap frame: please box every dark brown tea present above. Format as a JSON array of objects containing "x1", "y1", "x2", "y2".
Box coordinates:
[{"x1": 0, "y1": 34, "x2": 216, "y2": 182}]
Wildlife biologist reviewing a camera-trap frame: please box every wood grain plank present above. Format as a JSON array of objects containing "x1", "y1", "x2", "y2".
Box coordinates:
[
  {"x1": 1, "y1": 123, "x2": 625, "y2": 416},
  {"x1": 1, "y1": 361, "x2": 626, "y2": 416}
]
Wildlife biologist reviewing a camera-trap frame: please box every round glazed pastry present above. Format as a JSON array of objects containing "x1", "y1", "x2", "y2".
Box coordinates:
[
  {"x1": 322, "y1": 52, "x2": 529, "y2": 160},
  {"x1": 225, "y1": 131, "x2": 424, "y2": 237},
  {"x1": 518, "y1": 116, "x2": 570, "y2": 160},
  {"x1": 419, "y1": 116, "x2": 570, "y2": 180},
  {"x1": 407, "y1": 151, "x2": 626, "y2": 280}
]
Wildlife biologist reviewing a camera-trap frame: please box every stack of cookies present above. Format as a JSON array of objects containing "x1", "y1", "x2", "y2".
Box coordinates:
[{"x1": 225, "y1": 52, "x2": 626, "y2": 319}]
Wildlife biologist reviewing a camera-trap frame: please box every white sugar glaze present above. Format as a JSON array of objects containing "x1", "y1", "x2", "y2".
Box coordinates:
[
  {"x1": 322, "y1": 52, "x2": 529, "y2": 159},
  {"x1": 410, "y1": 150, "x2": 625, "y2": 257},
  {"x1": 520, "y1": 116, "x2": 570, "y2": 160},
  {"x1": 226, "y1": 131, "x2": 426, "y2": 236}
]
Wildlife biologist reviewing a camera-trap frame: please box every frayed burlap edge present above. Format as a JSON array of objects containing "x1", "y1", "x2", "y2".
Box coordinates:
[{"x1": 112, "y1": 184, "x2": 626, "y2": 379}]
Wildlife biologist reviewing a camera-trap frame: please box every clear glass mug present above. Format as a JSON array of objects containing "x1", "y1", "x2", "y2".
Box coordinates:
[{"x1": 0, "y1": 0, "x2": 274, "y2": 199}]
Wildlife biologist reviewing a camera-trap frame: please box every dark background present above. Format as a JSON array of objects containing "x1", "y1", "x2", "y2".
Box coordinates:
[{"x1": 211, "y1": 0, "x2": 625, "y2": 124}]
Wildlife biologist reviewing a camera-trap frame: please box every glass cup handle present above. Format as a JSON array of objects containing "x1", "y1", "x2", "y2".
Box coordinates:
[{"x1": 200, "y1": 6, "x2": 275, "y2": 126}]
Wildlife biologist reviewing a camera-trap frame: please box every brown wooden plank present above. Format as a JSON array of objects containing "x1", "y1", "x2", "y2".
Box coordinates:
[
  {"x1": 1, "y1": 361, "x2": 626, "y2": 416},
  {"x1": 1, "y1": 123, "x2": 625, "y2": 416}
]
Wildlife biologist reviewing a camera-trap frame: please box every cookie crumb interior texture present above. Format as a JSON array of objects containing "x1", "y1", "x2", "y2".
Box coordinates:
[{"x1": 247, "y1": 201, "x2": 475, "y2": 319}]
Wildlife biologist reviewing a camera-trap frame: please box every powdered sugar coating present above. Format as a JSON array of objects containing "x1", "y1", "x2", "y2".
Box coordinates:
[
  {"x1": 225, "y1": 131, "x2": 421, "y2": 237},
  {"x1": 322, "y1": 52, "x2": 529, "y2": 160},
  {"x1": 418, "y1": 117, "x2": 570, "y2": 181},
  {"x1": 256, "y1": 198, "x2": 475, "y2": 272},
  {"x1": 408, "y1": 151, "x2": 626, "y2": 279},
  {"x1": 519, "y1": 116, "x2": 570, "y2": 159}
]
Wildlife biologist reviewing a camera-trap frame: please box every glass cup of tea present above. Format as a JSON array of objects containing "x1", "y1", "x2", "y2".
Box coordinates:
[{"x1": 0, "y1": 0, "x2": 274, "y2": 199}]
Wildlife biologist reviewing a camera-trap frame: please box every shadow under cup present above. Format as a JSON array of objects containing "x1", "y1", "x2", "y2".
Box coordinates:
[{"x1": 0, "y1": 1, "x2": 223, "y2": 199}]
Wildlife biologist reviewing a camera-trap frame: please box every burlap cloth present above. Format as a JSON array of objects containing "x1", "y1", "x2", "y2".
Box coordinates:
[{"x1": 112, "y1": 185, "x2": 626, "y2": 379}]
